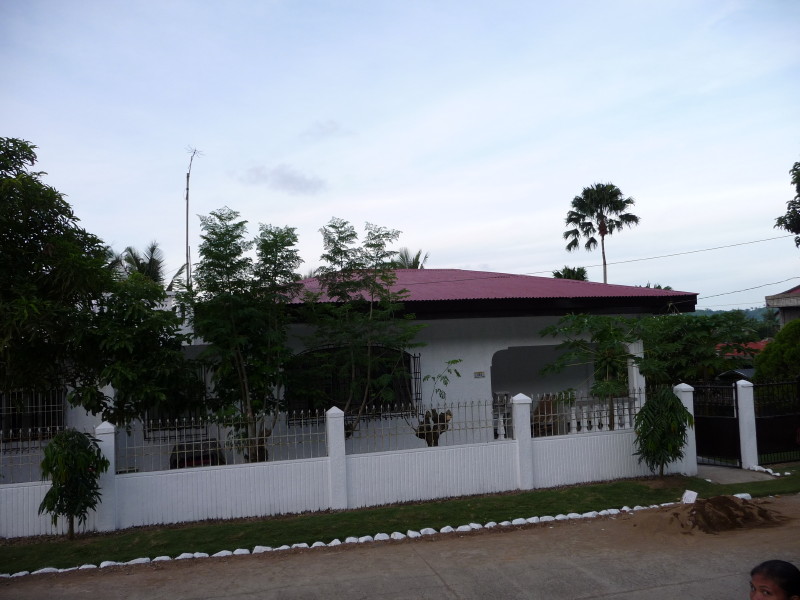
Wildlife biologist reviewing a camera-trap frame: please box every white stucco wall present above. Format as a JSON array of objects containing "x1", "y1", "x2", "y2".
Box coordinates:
[{"x1": 290, "y1": 315, "x2": 592, "y2": 405}]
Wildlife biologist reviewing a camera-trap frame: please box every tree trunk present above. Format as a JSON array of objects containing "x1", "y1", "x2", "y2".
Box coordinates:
[
  {"x1": 600, "y1": 234, "x2": 608, "y2": 284},
  {"x1": 67, "y1": 516, "x2": 75, "y2": 540}
]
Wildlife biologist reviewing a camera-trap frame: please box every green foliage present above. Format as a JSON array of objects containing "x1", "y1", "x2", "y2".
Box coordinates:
[
  {"x1": 640, "y1": 282, "x2": 672, "y2": 290},
  {"x1": 423, "y1": 359, "x2": 463, "y2": 401},
  {"x1": 188, "y1": 207, "x2": 302, "y2": 459},
  {"x1": 114, "y1": 241, "x2": 185, "y2": 290},
  {"x1": 541, "y1": 314, "x2": 637, "y2": 398},
  {"x1": 633, "y1": 387, "x2": 694, "y2": 477},
  {"x1": 542, "y1": 312, "x2": 763, "y2": 393},
  {"x1": 299, "y1": 219, "x2": 424, "y2": 429},
  {"x1": 563, "y1": 182, "x2": 639, "y2": 283},
  {"x1": 38, "y1": 429, "x2": 110, "y2": 539},
  {"x1": 754, "y1": 319, "x2": 800, "y2": 382},
  {"x1": 0, "y1": 137, "x2": 111, "y2": 394},
  {"x1": 68, "y1": 273, "x2": 203, "y2": 425},
  {"x1": 552, "y1": 266, "x2": 588, "y2": 280},
  {"x1": 638, "y1": 311, "x2": 760, "y2": 385},
  {"x1": 774, "y1": 161, "x2": 800, "y2": 247},
  {"x1": 754, "y1": 308, "x2": 780, "y2": 339},
  {"x1": 393, "y1": 247, "x2": 429, "y2": 269}
]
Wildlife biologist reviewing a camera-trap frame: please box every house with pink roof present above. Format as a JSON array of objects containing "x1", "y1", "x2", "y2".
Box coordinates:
[{"x1": 288, "y1": 268, "x2": 697, "y2": 409}]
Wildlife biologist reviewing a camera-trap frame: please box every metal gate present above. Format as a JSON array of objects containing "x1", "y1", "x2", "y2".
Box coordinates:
[
  {"x1": 693, "y1": 384, "x2": 741, "y2": 467},
  {"x1": 755, "y1": 380, "x2": 800, "y2": 465}
]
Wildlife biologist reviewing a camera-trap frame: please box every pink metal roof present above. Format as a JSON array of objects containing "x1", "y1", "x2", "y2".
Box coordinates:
[{"x1": 300, "y1": 269, "x2": 696, "y2": 303}]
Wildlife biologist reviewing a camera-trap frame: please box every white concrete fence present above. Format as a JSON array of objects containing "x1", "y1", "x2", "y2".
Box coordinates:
[{"x1": 0, "y1": 387, "x2": 698, "y2": 539}]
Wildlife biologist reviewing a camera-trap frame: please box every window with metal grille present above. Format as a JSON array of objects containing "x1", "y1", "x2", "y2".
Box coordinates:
[
  {"x1": 283, "y1": 347, "x2": 420, "y2": 418},
  {"x1": 0, "y1": 389, "x2": 66, "y2": 441}
]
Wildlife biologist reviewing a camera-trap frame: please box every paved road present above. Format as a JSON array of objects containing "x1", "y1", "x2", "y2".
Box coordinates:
[{"x1": 3, "y1": 494, "x2": 798, "y2": 600}]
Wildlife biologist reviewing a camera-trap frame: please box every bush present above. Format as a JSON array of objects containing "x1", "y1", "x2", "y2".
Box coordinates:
[
  {"x1": 38, "y1": 429, "x2": 110, "y2": 539},
  {"x1": 754, "y1": 320, "x2": 800, "y2": 382},
  {"x1": 634, "y1": 387, "x2": 694, "y2": 477}
]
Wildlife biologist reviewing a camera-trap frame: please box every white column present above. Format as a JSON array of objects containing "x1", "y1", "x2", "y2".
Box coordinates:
[
  {"x1": 93, "y1": 421, "x2": 117, "y2": 533},
  {"x1": 736, "y1": 381, "x2": 759, "y2": 469},
  {"x1": 512, "y1": 394, "x2": 534, "y2": 490},
  {"x1": 627, "y1": 340, "x2": 646, "y2": 396},
  {"x1": 326, "y1": 407, "x2": 348, "y2": 510},
  {"x1": 672, "y1": 383, "x2": 698, "y2": 476}
]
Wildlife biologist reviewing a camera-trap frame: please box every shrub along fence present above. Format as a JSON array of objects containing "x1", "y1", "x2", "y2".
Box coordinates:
[{"x1": 0, "y1": 387, "x2": 697, "y2": 539}]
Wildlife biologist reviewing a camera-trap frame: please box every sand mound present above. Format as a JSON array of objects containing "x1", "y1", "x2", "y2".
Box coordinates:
[{"x1": 632, "y1": 496, "x2": 787, "y2": 536}]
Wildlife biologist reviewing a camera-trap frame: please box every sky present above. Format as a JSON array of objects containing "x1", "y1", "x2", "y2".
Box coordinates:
[{"x1": 2, "y1": 0, "x2": 799, "y2": 310}]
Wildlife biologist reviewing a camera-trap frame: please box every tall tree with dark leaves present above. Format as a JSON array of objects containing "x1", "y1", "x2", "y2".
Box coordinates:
[
  {"x1": 775, "y1": 161, "x2": 800, "y2": 247},
  {"x1": 189, "y1": 208, "x2": 302, "y2": 461},
  {"x1": 298, "y1": 219, "x2": 424, "y2": 435},
  {"x1": 563, "y1": 183, "x2": 639, "y2": 284},
  {"x1": 0, "y1": 138, "x2": 111, "y2": 395}
]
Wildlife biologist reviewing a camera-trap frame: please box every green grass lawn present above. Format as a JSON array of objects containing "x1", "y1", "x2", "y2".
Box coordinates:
[{"x1": 2, "y1": 466, "x2": 799, "y2": 575}]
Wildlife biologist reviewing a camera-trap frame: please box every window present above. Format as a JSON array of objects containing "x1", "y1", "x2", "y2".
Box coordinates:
[
  {"x1": 284, "y1": 347, "x2": 420, "y2": 417},
  {"x1": 0, "y1": 389, "x2": 65, "y2": 441}
]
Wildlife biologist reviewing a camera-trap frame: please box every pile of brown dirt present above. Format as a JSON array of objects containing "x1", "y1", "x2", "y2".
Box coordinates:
[{"x1": 632, "y1": 496, "x2": 788, "y2": 536}]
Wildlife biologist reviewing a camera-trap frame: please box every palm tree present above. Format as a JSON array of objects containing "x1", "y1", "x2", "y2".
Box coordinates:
[
  {"x1": 393, "y1": 247, "x2": 429, "y2": 269},
  {"x1": 553, "y1": 266, "x2": 588, "y2": 281},
  {"x1": 563, "y1": 183, "x2": 640, "y2": 284},
  {"x1": 120, "y1": 241, "x2": 185, "y2": 290},
  {"x1": 122, "y1": 241, "x2": 167, "y2": 284}
]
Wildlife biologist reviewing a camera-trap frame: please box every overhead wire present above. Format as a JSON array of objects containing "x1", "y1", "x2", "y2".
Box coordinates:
[{"x1": 396, "y1": 234, "x2": 796, "y2": 303}]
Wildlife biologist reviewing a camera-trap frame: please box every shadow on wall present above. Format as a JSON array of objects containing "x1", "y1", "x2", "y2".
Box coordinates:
[{"x1": 490, "y1": 345, "x2": 592, "y2": 399}]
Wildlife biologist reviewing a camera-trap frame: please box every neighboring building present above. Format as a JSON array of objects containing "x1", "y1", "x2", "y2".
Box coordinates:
[{"x1": 765, "y1": 284, "x2": 800, "y2": 328}]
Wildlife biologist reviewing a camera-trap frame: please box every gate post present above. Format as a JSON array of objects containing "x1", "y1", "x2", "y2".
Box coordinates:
[
  {"x1": 93, "y1": 421, "x2": 118, "y2": 533},
  {"x1": 672, "y1": 383, "x2": 698, "y2": 476},
  {"x1": 326, "y1": 407, "x2": 348, "y2": 510},
  {"x1": 512, "y1": 393, "x2": 534, "y2": 490},
  {"x1": 736, "y1": 380, "x2": 759, "y2": 469}
]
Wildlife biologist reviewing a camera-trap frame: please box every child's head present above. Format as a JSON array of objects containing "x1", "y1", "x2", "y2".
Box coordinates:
[{"x1": 750, "y1": 560, "x2": 800, "y2": 600}]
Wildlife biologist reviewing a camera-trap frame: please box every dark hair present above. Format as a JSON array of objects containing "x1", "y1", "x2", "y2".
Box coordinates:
[{"x1": 751, "y1": 560, "x2": 800, "y2": 596}]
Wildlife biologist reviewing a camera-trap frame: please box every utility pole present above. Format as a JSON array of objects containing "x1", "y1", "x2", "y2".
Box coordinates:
[{"x1": 185, "y1": 147, "x2": 200, "y2": 289}]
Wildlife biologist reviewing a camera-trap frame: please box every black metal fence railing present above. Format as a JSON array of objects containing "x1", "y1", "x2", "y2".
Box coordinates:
[{"x1": 753, "y1": 380, "x2": 800, "y2": 417}]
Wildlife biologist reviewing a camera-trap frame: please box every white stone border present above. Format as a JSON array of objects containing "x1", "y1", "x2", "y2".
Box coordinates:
[{"x1": 2, "y1": 491, "x2": 773, "y2": 579}]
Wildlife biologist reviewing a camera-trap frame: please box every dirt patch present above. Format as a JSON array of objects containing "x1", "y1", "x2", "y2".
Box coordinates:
[{"x1": 630, "y1": 496, "x2": 788, "y2": 536}]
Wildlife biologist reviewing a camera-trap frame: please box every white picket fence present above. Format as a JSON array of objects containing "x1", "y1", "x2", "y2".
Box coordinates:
[{"x1": 0, "y1": 387, "x2": 698, "y2": 539}]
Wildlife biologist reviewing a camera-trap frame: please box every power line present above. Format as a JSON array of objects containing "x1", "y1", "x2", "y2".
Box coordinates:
[
  {"x1": 698, "y1": 277, "x2": 800, "y2": 300},
  {"x1": 523, "y1": 234, "x2": 794, "y2": 275}
]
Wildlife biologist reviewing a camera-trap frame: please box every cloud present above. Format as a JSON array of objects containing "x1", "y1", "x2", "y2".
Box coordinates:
[
  {"x1": 240, "y1": 164, "x2": 326, "y2": 195},
  {"x1": 300, "y1": 119, "x2": 352, "y2": 141}
]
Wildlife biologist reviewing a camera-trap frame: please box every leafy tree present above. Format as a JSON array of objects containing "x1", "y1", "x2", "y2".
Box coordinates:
[
  {"x1": 300, "y1": 219, "x2": 424, "y2": 434},
  {"x1": 541, "y1": 314, "x2": 639, "y2": 429},
  {"x1": 1, "y1": 137, "x2": 201, "y2": 425},
  {"x1": 68, "y1": 273, "x2": 204, "y2": 425},
  {"x1": 754, "y1": 319, "x2": 800, "y2": 382},
  {"x1": 38, "y1": 429, "x2": 110, "y2": 539},
  {"x1": 754, "y1": 308, "x2": 780, "y2": 340},
  {"x1": 189, "y1": 208, "x2": 302, "y2": 460},
  {"x1": 633, "y1": 386, "x2": 694, "y2": 478},
  {"x1": 638, "y1": 311, "x2": 760, "y2": 385},
  {"x1": 0, "y1": 138, "x2": 111, "y2": 395},
  {"x1": 563, "y1": 183, "x2": 640, "y2": 284},
  {"x1": 393, "y1": 247, "x2": 429, "y2": 269},
  {"x1": 552, "y1": 266, "x2": 588, "y2": 280},
  {"x1": 775, "y1": 161, "x2": 800, "y2": 247}
]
